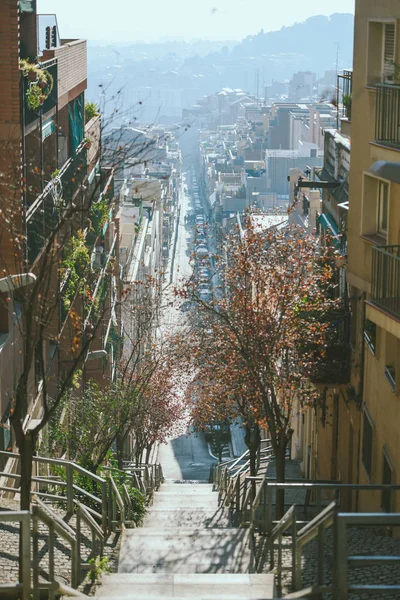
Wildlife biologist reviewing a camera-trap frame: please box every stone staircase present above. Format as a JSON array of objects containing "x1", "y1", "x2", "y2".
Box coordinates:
[{"x1": 96, "y1": 480, "x2": 275, "y2": 599}]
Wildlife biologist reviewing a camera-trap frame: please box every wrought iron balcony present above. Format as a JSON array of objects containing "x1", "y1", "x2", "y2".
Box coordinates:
[
  {"x1": 300, "y1": 308, "x2": 351, "y2": 385},
  {"x1": 375, "y1": 83, "x2": 400, "y2": 148},
  {"x1": 337, "y1": 69, "x2": 352, "y2": 123},
  {"x1": 26, "y1": 142, "x2": 87, "y2": 264},
  {"x1": 371, "y1": 245, "x2": 400, "y2": 319}
]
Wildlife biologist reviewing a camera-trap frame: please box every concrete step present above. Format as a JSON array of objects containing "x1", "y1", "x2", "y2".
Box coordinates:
[
  {"x1": 152, "y1": 496, "x2": 218, "y2": 508},
  {"x1": 97, "y1": 573, "x2": 275, "y2": 598},
  {"x1": 142, "y1": 507, "x2": 230, "y2": 529},
  {"x1": 117, "y1": 529, "x2": 252, "y2": 574},
  {"x1": 160, "y1": 484, "x2": 215, "y2": 493}
]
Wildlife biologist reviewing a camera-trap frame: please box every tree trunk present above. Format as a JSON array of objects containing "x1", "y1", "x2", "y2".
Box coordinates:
[
  {"x1": 116, "y1": 433, "x2": 124, "y2": 470},
  {"x1": 19, "y1": 432, "x2": 35, "y2": 510},
  {"x1": 244, "y1": 422, "x2": 260, "y2": 501},
  {"x1": 145, "y1": 443, "x2": 153, "y2": 464},
  {"x1": 275, "y1": 445, "x2": 286, "y2": 520}
]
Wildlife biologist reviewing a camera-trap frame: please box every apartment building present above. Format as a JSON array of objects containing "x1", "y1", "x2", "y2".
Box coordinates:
[
  {"x1": 345, "y1": 0, "x2": 400, "y2": 513},
  {"x1": 0, "y1": 1, "x2": 120, "y2": 453}
]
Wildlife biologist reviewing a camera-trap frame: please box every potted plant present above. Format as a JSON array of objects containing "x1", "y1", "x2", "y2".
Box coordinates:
[
  {"x1": 19, "y1": 59, "x2": 54, "y2": 112},
  {"x1": 83, "y1": 137, "x2": 92, "y2": 150}
]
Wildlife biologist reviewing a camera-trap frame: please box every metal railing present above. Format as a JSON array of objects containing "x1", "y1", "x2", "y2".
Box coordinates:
[
  {"x1": 0, "y1": 451, "x2": 125, "y2": 533},
  {"x1": 271, "y1": 501, "x2": 400, "y2": 599},
  {"x1": 371, "y1": 245, "x2": 400, "y2": 319},
  {"x1": 0, "y1": 511, "x2": 30, "y2": 600},
  {"x1": 333, "y1": 512, "x2": 400, "y2": 599},
  {"x1": 0, "y1": 504, "x2": 91, "y2": 599},
  {"x1": 337, "y1": 69, "x2": 352, "y2": 127},
  {"x1": 26, "y1": 141, "x2": 88, "y2": 264},
  {"x1": 375, "y1": 83, "x2": 400, "y2": 148},
  {"x1": 0, "y1": 452, "x2": 164, "y2": 597},
  {"x1": 121, "y1": 462, "x2": 164, "y2": 500},
  {"x1": 256, "y1": 480, "x2": 400, "y2": 535}
]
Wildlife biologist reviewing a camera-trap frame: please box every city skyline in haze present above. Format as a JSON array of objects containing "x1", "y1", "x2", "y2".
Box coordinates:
[{"x1": 37, "y1": 0, "x2": 354, "y2": 43}]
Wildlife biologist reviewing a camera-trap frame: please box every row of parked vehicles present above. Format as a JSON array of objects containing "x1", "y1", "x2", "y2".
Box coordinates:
[{"x1": 191, "y1": 173, "x2": 213, "y2": 303}]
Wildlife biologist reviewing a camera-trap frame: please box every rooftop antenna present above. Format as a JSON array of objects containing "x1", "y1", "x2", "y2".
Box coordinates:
[{"x1": 335, "y1": 42, "x2": 340, "y2": 76}]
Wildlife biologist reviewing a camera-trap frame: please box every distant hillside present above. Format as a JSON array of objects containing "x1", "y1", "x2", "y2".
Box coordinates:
[
  {"x1": 86, "y1": 13, "x2": 354, "y2": 124},
  {"x1": 231, "y1": 13, "x2": 354, "y2": 72}
]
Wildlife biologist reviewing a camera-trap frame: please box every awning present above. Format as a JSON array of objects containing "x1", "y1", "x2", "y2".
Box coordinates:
[
  {"x1": 319, "y1": 213, "x2": 341, "y2": 249},
  {"x1": 368, "y1": 161, "x2": 400, "y2": 184}
]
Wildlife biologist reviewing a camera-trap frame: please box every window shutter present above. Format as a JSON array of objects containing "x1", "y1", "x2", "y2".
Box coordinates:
[{"x1": 383, "y1": 23, "x2": 396, "y2": 82}]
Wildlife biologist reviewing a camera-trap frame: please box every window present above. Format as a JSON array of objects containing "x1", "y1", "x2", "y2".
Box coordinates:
[
  {"x1": 367, "y1": 21, "x2": 396, "y2": 85},
  {"x1": 385, "y1": 332, "x2": 398, "y2": 392},
  {"x1": 383, "y1": 23, "x2": 396, "y2": 83},
  {"x1": 364, "y1": 319, "x2": 377, "y2": 354},
  {"x1": 362, "y1": 409, "x2": 373, "y2": 478},
  {"x1": 382, "y1": 450, "x2": 393, "y2": 513},
  {"x1": 377, "y1": 181, "x2": 389, "y2": 237},
  {"x1": 361, "y1": 175, "x2": 391, "y2": 241}
]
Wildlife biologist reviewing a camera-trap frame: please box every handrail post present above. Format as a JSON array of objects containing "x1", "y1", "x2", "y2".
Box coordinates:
[
  {"x1": 317, "y1": 523, "x2": 324, "y2": 587},
  {"x1": 235, "y1": 475, "x2": 240, "y2": 511},
  {"x1": 76, "y1": 505, "x2": 82, "y2": 567},
  {"x1": 333, "y1": 515, "x2": 348, "y2": 600},
  {"x1": 32, "y1": 509, "x2": 40, "y2": 600},
  {"x1": 266, "y1": 483, "x2": 273, "y2": 535},
  {"x1": 294, "y1": 540, "x2": 302, "y2": 591},
  {"x1": 71, "y1": 538, "x2": 79, "y2": 588},
  {"x1": 48, "y1": 520, "x2": 55, "y2": 582},
  {"x1": 66, "y1": 462, "x2": 74, "y2": 515},
  {"x1": 277, "y1": 531, "x2": 283, "y2": 596},
  {"x1": 101, "y1": 481, "x2": 108, "y2": 534},
  {"x1": 21, "y1": 512, "x2": 31, "y2": 600},
  {"x1": 291, "y1": 513, "x2": 297, "y2": 591}
]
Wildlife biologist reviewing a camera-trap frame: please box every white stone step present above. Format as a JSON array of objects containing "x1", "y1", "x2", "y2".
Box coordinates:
[
  {"x1": 142, "y1": 507, "x2": 230, "y2": 529},
  {"x1": 118, "y1": 529, "x2": 251, "y2": 574},
  {"x1": 97, "y1": 573, "x2": 275, "y2": 598}
]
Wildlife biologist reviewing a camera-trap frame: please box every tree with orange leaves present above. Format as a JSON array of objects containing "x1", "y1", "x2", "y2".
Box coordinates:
[{"x1": 183, "y1": 213, "x2": 341, "y2": 516}]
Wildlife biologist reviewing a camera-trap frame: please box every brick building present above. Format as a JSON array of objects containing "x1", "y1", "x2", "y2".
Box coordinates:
[{"x1": 0, "y1": 0, "x2": 121, "y2": 455}]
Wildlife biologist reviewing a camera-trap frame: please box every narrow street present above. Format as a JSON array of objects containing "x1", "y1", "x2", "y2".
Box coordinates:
[{"x1": 158, "y1": 170, "x2": 215, "y2": 481}]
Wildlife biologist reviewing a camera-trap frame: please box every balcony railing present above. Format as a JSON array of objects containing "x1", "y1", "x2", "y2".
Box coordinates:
[
  {"x1": 301, "y1": 308, "x2": 351, "y2": 385},
  {"x1": 337, "y1": 69, "x2": 352, "y2": 125},
  {"x1": 371, "y1": 245, "x2": 400, "y2": 319},
  {"x1": 375, "y1": 83, "x2": 400, "y2": 148},
  {"x1": 26, "y1": 142, "x2": 87, "y2": 264}
]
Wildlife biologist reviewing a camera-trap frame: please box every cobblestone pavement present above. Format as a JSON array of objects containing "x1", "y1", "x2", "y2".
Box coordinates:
[
  {"x1": 253, "y1": 459, "x2": 400, "y2": 600},
  {"x1": 0, "y1": 498, "x2": 120, "y2": 596}
]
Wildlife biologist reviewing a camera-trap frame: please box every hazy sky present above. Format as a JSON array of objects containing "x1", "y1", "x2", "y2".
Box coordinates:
[{"x1": 37, "y1": 0, "x2": 355, "y2": 43}]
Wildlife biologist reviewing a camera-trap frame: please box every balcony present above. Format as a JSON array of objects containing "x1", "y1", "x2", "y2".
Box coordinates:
[
  {"x1": 371, "y1": 245, "x2": 400, "y2": 319},
  {"x1": 301, "y1": 308, "x2": 351, "y2": 385},
  {"x1": 26, "y1": 141, "x2": 87, "y2": 264},
  {"x1": 375, "y1": 84, "x2": 400, "y2": 149},
  {"x1": 337, "y1": 69, "x2": 352, "y2": 123}
]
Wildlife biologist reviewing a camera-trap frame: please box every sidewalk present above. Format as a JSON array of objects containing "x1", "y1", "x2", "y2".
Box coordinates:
[{"x1": 230, "y1": 420, "x2": 247, "y2": 457}]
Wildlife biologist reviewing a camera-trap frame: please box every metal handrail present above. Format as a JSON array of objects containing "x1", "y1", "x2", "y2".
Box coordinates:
[
  {"x1": 267, "y1": 504, "x2": 297, "y2": 597},
  {"x1": 109, "y1": 473, "x2": 125, "y2": 530},
  {"x1": 262, "y1": 480, "x2": 400, "y2": 535},
  {"x1": 0, "y1": 511, "x2": 30, "y2": 600},
  {"x1": 333, "y1": 512, "x2": 400, "y2": 600},
  {"x1": 292, "y1": 501, "x2": 337, "y2": 594},
  {"x1": 0, "y1": 451, "x2": 109, "y2": 532}
]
